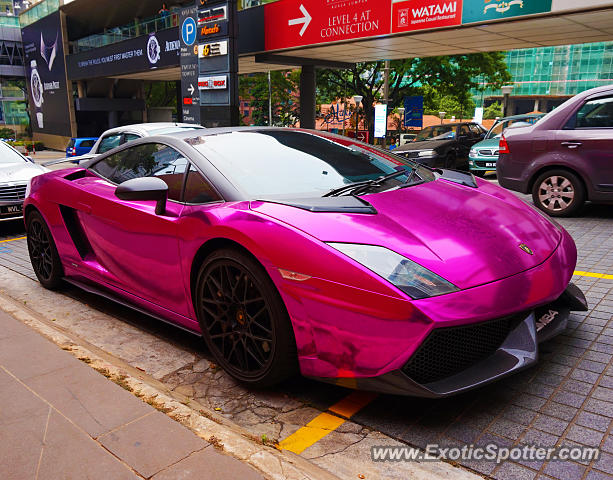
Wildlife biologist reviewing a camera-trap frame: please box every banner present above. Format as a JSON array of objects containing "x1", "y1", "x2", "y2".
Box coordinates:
[
  {"x1": 22, "y1": 11, "x2": 72, "y2": 137},
  {"x1": 462, "y1": 0, "x2": 552, "y2": 24},
  {"x1": 404, "y1": 96, "x2": 424, "y2": 128}
]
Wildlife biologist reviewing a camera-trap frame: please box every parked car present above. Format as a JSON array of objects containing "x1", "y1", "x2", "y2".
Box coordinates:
[
  {"x1": 0, "y1": 141, "x2": 47, "y2": 222},
  {"x1": 25, "y1": 127, "x2": 586, "y2": 396},
  {"x1": 394, "y1": 122, "x2": 487, "y2": 169},
  {"x1": 46, "y1": 123, "x2": 206, "y2": 166},
  {"x1": 399, "y1": 132, "x2": 417, "y2": 145},
  {"x1": 468, "y1": 114, "x2": 544, "y2": 177},
  {"x1": 66, "y1": 137, "x2": 98, "y2": 159},
  {"x1": 498, "y1": 84, "x2": 613, "y2": 216}
]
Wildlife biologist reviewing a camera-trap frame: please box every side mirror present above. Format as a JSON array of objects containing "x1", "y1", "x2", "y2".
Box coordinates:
[{"x1": 115, "y1": 177, "x2": 168, "y2": 215}]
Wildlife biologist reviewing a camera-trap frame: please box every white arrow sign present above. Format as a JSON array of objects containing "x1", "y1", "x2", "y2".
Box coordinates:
[
  {"x1": 288, "y1": 4, "x2": 312, "y2": 37},
  {"x1": 188, "y1": 84, "x2": 195, "y2": 95}
]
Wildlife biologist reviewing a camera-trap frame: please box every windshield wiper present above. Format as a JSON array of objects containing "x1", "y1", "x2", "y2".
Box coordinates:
[{"x1": 323, "y1": 169, "x2": 409, "y2": 197}]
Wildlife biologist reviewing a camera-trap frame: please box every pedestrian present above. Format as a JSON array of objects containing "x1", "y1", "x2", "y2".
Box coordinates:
[{"x1": 158, "y1": 2, "x2": 170, "y2": 16}]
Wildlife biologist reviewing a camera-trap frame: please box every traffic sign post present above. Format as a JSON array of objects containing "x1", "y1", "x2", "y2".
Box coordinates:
[{"x1": 179, "y1": 4, "x2": 200, "y2": 124}]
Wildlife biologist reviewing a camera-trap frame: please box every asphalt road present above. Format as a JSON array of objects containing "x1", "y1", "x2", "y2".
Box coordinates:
[{"x1": 1, "y1": 176, "x2": 612, "y2": 480}]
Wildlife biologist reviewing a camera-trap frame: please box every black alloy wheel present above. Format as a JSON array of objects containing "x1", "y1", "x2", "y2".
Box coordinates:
[
  {"x1": 195, "y1": 248, "x2": 297, "y2": 387},
  {"x1": 26, "y1": 210, "x2": 63, "y2": 289}
]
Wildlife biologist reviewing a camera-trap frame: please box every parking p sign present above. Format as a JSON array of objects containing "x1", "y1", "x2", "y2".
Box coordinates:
[{"x1": 182, "y1": 16, "x2": 197, "y2": 46}]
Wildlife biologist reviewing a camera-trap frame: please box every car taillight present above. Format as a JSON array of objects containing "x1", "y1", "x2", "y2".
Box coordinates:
[{"x1": 499, "y1": 135, "x2": 510, "y2": 154}]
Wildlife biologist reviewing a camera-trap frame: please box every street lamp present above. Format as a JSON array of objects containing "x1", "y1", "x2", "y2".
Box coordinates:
[
  {"x1": 501, "y1": 85, "x2": 514, "y2": 117},
  {"x1": 398, "y1": 107, "x2": 405, "y2": 132},
  {"x1": 353, "y1": 95, "x2": 363, "y2": 140},
  {"x1": 439, "y1": 111, "x2": 446, "y2": 124}
]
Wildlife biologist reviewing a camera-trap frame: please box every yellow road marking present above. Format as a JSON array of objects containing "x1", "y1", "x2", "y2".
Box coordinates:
[
  {"x1": 278, "y1": 391, "x2": 377, "y2": 455},
  {"x1": 574, "y1": 270, "x2": 613, "y2": 280},
  {"x1": 0, "y1": 236, "x2": 26, "y2": 244}
]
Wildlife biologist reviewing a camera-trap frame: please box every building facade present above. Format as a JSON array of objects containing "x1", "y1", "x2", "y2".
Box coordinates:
[{"x1": 478, "y1": 41, "x2": 613, "y2": 115}]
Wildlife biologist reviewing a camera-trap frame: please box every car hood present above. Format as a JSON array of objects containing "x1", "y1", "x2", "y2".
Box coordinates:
[
  {"x1": 472, "y1": 138, "x2": 499, "y2": 149},
  {"x1": 395, "y1": 139, "x2": 452, "y2": 152},
  {"x1": 0, "y1": 162, "x2": 47, "y2": 183},
  {"x1": 252, "y1": 179, "x2": 562, "y2": 290}
]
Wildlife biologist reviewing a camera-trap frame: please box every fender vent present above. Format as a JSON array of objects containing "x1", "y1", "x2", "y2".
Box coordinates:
[{"x1": 59, "y1": 205, "x2": 93, "y2": 259}]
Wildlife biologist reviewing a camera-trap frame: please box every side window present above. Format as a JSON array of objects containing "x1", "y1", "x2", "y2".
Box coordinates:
[
  {"x1": 184, "y1": 165, "x2": 221, "y2": 204},
  {"x1": 80, "y1": 140, "x2": 95, "y2": 148},
  {"x1": 459, "y1": 125, "x2": 470, "y2": 137},
  {"x1": 97, "y1": 134, "x2": 122, "y2": 153},
  {"x1": 574, "y1": 96, "x2": 613, "y2": 129},
  {"x1": 90, "y1": 143, "x2": 188, "y2": 201},
  {"x1": 469, "y1": 124, "x2": 482, "y2": 137},
  {"x1": 123, "y1": 133, "x2": 141, "y2": 143}
]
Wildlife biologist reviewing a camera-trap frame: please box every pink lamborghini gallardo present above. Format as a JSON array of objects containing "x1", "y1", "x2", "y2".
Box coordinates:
[{"x1": 24, "y1": 128, "x2": 587, "y2": 396}]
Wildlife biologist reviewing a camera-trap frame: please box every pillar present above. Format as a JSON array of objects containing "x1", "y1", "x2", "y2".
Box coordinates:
[{"x1": 300, "y1": 65, "x2": 316, "y2": 130}]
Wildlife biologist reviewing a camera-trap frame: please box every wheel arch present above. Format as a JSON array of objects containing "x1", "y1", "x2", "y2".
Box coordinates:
[
  {"x1": 528, "y1": 165, "x2": 589, "y2": 200},
  {"x1": 189, "y1": 237, "x2": 264, "y2": 312}
]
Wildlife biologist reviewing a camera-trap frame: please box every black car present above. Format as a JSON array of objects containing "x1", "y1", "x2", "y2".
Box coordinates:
[{"x1": 394, "y1": 122, "x2": 487, "y2": 169}]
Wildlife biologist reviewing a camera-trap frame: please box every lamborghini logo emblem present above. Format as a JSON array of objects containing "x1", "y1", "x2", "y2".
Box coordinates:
[{"x1": 519, "y1": 243, "x2": 534, "y2": 255}]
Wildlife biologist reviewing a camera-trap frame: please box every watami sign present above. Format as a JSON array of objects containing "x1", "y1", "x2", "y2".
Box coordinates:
[{"x1": 392, "y1": 0, "x2": 462, "y2": 33}]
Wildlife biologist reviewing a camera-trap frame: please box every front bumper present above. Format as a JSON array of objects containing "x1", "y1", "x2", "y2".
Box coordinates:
[
  {"x1": 312, "y1": 282, "x2": 587, "y2": 397},
  {"x1": 468, "y1": 156, "x2": 497, "y2": 171},
  {"x1": 0, "y1": 200, "x2": 24, "y2": 221}
]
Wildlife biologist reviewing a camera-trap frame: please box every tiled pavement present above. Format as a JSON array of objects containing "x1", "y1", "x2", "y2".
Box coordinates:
[
  {"x1": 0, "y1": 309, "x2": 263, "y2": 480},
  {"x1": 0, "y1": 200, "x2": 612, "y2": 480}
]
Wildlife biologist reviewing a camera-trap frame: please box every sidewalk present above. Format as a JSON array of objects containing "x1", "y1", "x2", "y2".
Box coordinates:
[{"x1": 0, "y1": 309, "x2": 265, "y2": 480}]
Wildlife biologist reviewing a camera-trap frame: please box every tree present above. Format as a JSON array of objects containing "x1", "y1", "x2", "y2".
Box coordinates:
[
  {"x1": 239, "y1": 70, "x2": 299, "y2": 126},
  {"x1": 423, "y1": 85, "x2": 476, "y2": 121},
  {"x1": 317, "y1": 53, "x2": 510, "y2": 142},
  {"x1": 483, "y1": 101, "x2": 503, "y2": 119}
]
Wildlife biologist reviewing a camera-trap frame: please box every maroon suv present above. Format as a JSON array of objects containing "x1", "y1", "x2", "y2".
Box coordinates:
[{"x1": 497, "y1": 84, "x2": 613, "y2": 216}]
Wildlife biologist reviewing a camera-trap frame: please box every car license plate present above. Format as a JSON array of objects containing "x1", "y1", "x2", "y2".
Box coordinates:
[
  {"x1": 0, "y1": 204, "x2": 23, "y2": 216},
  {"x1": 485, "y1": 162, "x2": 496, "y2": 167}
]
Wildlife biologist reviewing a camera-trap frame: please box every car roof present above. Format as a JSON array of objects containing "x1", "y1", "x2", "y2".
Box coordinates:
[
  {"x1": 422, "y1": 122, "x2": 478, "y2": 128},
  {"x1": 496, "y1": 113, "x2": 544, "y2": 122}
]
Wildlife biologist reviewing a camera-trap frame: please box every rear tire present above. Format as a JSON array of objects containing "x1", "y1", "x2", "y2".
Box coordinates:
[
  {"x1": 26, "y1": 210, "x2": 64, "y2": 289},
  {"x1": 195, "y1": 248, "x2": 297, "y2": 388},
  {"x1": 444, "y1": 153, "x2": 456, "y2": 169},
  {"x1": 531, "y1": 169, "x2": 585, "y2": 217}
]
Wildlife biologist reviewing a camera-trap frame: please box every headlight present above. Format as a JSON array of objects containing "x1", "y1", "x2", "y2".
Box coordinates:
[
  {"x1": 327, "y1": 243, "x2": 459, "y2": 299},
  {"x1": 417, "y1": 150, "x2": 436, "y2": 157},
  {"x1": 469, "y1": 149, "x2": 477, "y2": 157},
  {"x1": 25, "y1": 179, "x2": 32, "y2": 198}
]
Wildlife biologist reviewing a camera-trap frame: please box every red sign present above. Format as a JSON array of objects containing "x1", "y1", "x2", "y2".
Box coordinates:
[
  {"x1": 183, "y1": 97, "x2": 193, "y2": 105},
  {"x1": 265, "y1": 0, "x2": 392, "y2": 51},
  {"x1": 392, "y1": 0, "x2": 461, "y2": 33}
]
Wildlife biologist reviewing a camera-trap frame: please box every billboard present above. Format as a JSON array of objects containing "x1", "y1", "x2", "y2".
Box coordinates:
[
  {"x1": 22, "y1": 11, "x2": 72, "y2": 137},
  {"x1": 66, "y1": 27, "x2": 181, "y2": 80},
  {"x1": 180, "y1": 4, "x2": 200, "y2": 124},
  {"x1": 404, "y1": 96, "x2": 424, "y2": 128},
  {"x1": 462, "y1": 0, "x2": 552, "y2": 24},
  {"x1": 392, "y1": 0, "x2": 462, "y2": 33}
]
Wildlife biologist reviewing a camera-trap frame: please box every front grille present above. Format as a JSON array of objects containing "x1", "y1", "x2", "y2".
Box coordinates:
[
  {"x1": 403, "y1": 315, "x2": 523, "y2": 384},
  {"x1": 0, "y1": 183, "x2": 27, "y2": 201},
  {"x1": 477, "y1": 149, "x2": 499, "y2": 157}
]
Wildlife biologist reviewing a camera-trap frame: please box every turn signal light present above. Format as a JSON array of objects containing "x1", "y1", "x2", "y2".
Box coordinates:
[
  {"x1": 278, "y1": 269, "x2": 311, "y2": 281},
  {"x1": 499, "y1": 135, "x2": 510, "y2": 154}
]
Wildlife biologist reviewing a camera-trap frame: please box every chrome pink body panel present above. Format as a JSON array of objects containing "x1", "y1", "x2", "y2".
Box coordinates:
[{"x1": 25, "y1": 166, "x2": 577, "y2": 380}]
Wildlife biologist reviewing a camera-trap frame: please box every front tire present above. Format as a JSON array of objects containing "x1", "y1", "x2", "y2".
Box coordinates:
[
  {"x1": 195, "y1": 248, "x2": 297, "y2": 387},
  {"x1": 532, "y1": 170, "x2": 585, "y2": 217},
  {"x1": 26, "y1": 210, "x2": 64, "y2": 289}
]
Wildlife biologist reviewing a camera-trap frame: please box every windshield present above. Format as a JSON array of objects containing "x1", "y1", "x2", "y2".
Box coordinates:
[
  {"x1": 486, "y1": 116, "x2": 542, "y2": 139},
  {"x1": 0, "y1": 141, "x2": 28, "y2": 164},
  {"x1": 415, "y1": 125, "x2": 456, "y2": 141},
  {"x1": 187, "y1": 130, "x2": 434, "y2": 198}
]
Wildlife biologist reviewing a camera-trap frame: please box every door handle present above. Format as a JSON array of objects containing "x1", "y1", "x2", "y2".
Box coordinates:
[{"x1": 561, "y1": 141, "x2": 582, "y2": 149}]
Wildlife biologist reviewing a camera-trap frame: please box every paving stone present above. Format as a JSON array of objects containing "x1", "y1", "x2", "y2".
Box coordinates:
[
  {"x1": 540, "y1": 402, "x2": 579, "y2": 422},
  {"x1": 576, "y1": 411, "x2": 612, "y2": 433},
  {"x1": 37, "y1": 411, "x2": 139, "y2": 480},
  {"x1": 593, "y1": 386, "x2": 613, "y2": 402},
  {"x1": 99, "y1": 411, "x2": 208, "y2": 478},
  {"x1": 604, "y1": 436, "x2": 613, "y2": 454},
  {"x1": 570, "y1": 369, "x2": 602, "y2": 384},
  {"x1": 563, "y1": 379, "x2": 593, "y2": 395},
  {"x1": 543, "y1": 459, "x2": 586, "y2": 480},
  {"x1": 532, "y1": 414, "x2": 569, "y2": 436},
  {"x1": 493, "y1": 461, "x2": 537, "y2": 480},
  {"x1": 521, "y1": 428, "x2": 559, "y2": 447},
  {"x1": 584, "y1": 399, "x2": 613, "y2": 418},
  {"x1": 487, "y1": 418, "x2": 526, "y2": 441},
  {"x1": 553, "y1": 391, "x2": 586, "y2": 408},
  {"x1": 152, "y1": 446, "x2": 264, "y2": 480},
  {"x1": 593, "y1": 453, "x2": 613, "y2": 475},
  {"x1": 566, "y1": 425, "x2": 605, "y2": 446}
]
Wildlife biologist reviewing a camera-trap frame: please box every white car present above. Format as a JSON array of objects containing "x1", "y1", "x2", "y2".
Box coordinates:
[
  {"x1": 0, "y1": 141, "x2": 48, "y2": 222},
  {"x1": 48, "y1": 123, "x2": 206, "y2": 166}
]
